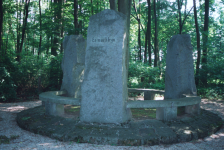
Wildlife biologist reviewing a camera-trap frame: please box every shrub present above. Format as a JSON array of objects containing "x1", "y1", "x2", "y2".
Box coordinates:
[
  {"x1": 0, "y1": 67, "x2": 17, "y2": 102},
  {"x1": 128, "y1": 61, "x2": 164, "y2": 90}
]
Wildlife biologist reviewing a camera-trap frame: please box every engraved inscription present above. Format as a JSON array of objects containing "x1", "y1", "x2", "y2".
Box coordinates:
[{"x1": 92, "y1": 37, "x2": 115, "y2": 42}]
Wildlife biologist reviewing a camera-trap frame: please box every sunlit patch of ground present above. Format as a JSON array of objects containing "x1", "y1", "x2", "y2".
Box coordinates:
[{"x1": 0, "y1": 100, "x2": 42, "y2": 113}]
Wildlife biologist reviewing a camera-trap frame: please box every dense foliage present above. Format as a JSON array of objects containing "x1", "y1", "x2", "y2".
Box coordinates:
[{"x1": 0, "y1": 0, "x2": 223, "y2": 102}]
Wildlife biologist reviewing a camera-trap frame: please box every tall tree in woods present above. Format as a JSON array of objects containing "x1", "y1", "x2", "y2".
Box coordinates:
[
  {"x1": 0, "y1": 0, "x2": 3, "y2": 54},
  {"x1": 147, "y1": 0, "x2": 151, "y2": 65},
  {"x1": 38, "y1": 0, "x2": 42, "y2": 59},
  {"x1": 16, "y1": 0, "x2": 30, "y2": 62},
  {"x1": 118, "y1": 0, "x2": 131, "y2": 77},
  {"x1": 194, "y1": 0, "x2": 201, "y2": 86},
  {"x1": 91, "y1": 0, "x2": 93, "y2": 15},
  {"x1": 51, "y1": 0, "x2": 62, "y2": 56},
  {"x1": 201, "y1": 0, "x2": 209, "y2": 87},
  {"x1": 144, "y1": 28, "x2": 147, "y2": 63},
  {"x1": 16, "y1": 1, "x2": 21, "y2": 59},
  {"x1": 138, "y1": 0, "x2": 141, "y2": 61},
  {"x1": 177, "y1": 0, "x2": 182, "y2": 34},
  {"x1": 153, "y1": 0, "x2": 159, "y2": 67},
  {"x1": 177, "y1": 0, "x2": 193, "y2": 34},
  {"x1": 74, "y1": 0, "x2": 79, "y2": 34},
  {"x1": 133, "y1": 0, "x2": 142, "y2": 60},
  {"x1": 109, "y1": 0, "x2": 117, "y2": 10}
]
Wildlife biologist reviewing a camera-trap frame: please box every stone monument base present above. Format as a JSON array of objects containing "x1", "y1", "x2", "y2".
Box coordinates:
[
  {"x1": 156, "y1": 107, "x2": 177, "y2": 121},
  {"x1": 17, "y1": 106, "x2": 223, "y2": 146}
]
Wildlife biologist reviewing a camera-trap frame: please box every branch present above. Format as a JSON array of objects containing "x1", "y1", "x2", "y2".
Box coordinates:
[
  {"x1": 131, "y1": 14, "x2": 146, "y2": 34},
  {"x1": 131, "y1": 13, "x2": 138, "y2": 21},
  {"x1": 181, "y1": 6, "x2": 194, "y2": 31},
  {"x1": 132, "y1": 0, "x2": 139, "y2": 20}
]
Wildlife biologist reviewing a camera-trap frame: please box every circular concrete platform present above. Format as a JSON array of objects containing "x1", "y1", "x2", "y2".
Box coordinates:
[{"x1": 16, "y1": 106, "x2": 223, "y2": 146}]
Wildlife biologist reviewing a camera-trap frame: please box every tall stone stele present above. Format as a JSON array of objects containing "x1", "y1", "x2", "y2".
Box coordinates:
[
  {"x1": 156, "y1": 34, "x2": 199, "y2": 121},
  {"x1": 44, "y1": 35, "x2": 86, "y2": 116},
  {"x1": 80, "y1": 9, "x2": 132, "y2": 123},
  {"x1": 60, "y1": 35, "x2": 86, "y2": 98}
]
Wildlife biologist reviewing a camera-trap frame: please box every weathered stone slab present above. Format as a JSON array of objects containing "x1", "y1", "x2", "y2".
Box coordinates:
[
  {"x1": 60, "y1": 35, "x2": 86, "y2": 98},
  {"x1": 45, "y1": 101, "x2": 64, "y2": 116},
  {"x1": 157, "y1": 34, "x2": 198, "y2": 121},
  {"x1": 144, "y1": 91, "x2": 156, "y2": 100},
  {"x1": 80, "y1": 9, "x2": 132, "y2": 123},
  {"x1": 164, "y1": 34, "x2": 197, "y2": 98}
]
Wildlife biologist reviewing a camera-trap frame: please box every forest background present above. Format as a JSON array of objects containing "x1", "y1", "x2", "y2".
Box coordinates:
[{"x1": 0, "y1": 0, "x2": 223, "y2": 102}]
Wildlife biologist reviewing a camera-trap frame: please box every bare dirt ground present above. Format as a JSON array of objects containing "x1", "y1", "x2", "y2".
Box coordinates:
[{"x1": 0, "y1": 99, "x2": 224, "y2": 150}]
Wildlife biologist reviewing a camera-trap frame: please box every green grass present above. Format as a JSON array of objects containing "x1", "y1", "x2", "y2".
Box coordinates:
[
  {"x1": 65, "y1": 105, "x2": 185, "y2": 120},
  {"x1": 131, "y1": 108, "x2": 156, "y2": 119},
  {"x1": 65, "y1": 106, "x2": 80, "y2": 113},
  {"x1": 0, "y1": 135, "x2": 20, "y2": 145}
]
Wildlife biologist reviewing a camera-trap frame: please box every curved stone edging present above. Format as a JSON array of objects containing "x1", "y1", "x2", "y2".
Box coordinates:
[
  {"x1": 39, "y1": 91, "x2": 81, "y2": 105},
  {"x1": 126, "y1": 96, "x2": 201, "y2": 108},
  {"x1": 39, "y1": 90, "x2": 200, "y2": 108},
  {"x1": 39, "y1": 89, "x2": 201, "y2": 120},
  {"x1": 128, "y1": 88, "x2": 165, "y2": 94}
]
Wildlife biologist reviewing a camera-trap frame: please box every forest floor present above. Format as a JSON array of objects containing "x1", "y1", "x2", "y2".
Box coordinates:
[{"x1": 0, "y1": 98, "x2": 224, "y2": 149}]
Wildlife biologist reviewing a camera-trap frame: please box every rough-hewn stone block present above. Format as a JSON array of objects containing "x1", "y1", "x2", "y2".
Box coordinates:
[{"x1": 80, "y1": 9, "x2": 132, "y2": 123}]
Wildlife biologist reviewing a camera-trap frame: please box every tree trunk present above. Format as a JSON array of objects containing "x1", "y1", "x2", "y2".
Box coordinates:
[
  {"x1": 144, "y1": 28, "x2": 147, "y2": 63},
  {"x1": 0, "y1": 0, "x2": 3, "y2": 53},
  {"x1": 138, "y1": 0, "x2": 141, "y2": 60},
  {"x1": 201, "y1": 0, "x2": 209, "y2": 87},
  {"x1": 51, "y1": 0, "x2": 62, "y2": 56},
  {"x1": 194, "y1": 0, "x2": 201, "y2": 86},
  {"x1": 147, "y1": 0, "x2": 151, "y2": 66},
  {"x1": 91, "y1": 0, "x2": 93, "y2": 15},
  {"x1": 60, "y1": 0, "x2": 65, "y2": 53},
  {"x1": 18, "y1": 0, "x2": 30, "y2": 61},
  {"x1": 133, "y1": 0, "x2": 142, "y2": 61},
  {"x1": 118, "y1": 0, "x2": 131, "y2": 77},
  {"x1": 74, "y1": 0, "x2": 79, "y2": 34},
  {"x1": 109, "y1": 0, "x2": 117, "y2": 10},
  {"x1": 8, "y1": 15, "x2": 16, "y2": 52},
  {"x1": 16, "y1": 1, "x2": 21, "y2": 62},
  {"x1": 5, "y1": 34, "x2": 8, "y2": 54},
  {"x1": 38, "y1": 0, "x2": 42, "y2": 59},
  {"x1": 153, "y1": 0, "x2": 158, "y2": 67},
  {"x1": 177, "y1": 0, "x2": 182, "y2": 34}
]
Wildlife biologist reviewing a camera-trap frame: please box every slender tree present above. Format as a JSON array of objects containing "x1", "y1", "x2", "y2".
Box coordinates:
[
  {"x1": 153, "y1": 0, "x2": 159, "y2": 67},
  {"x1": 138, "y1": 0, "x2": 142, "y2": 60},
  {"x1": 74, "y1": 0, "x2": 79, "y2": 34},
  {"x1": 0, "y1": 0, "x2": 3, "y2": 53},
  {"x1": 38, "y1": 0, "x2": 42, "y2": 59},
  {"x1": 91, "y1": 0, "x2": 93, "y2": 15},
  {"x1": 194, "y1": 0, "x2": 201, "y2": 86},
  {"x1": 118, "y1": 0, "x2": 131, "y2": 77},
  {"x1": 16, "y1": 1, "x2": 21, "y2": 61},
  {"x1": 177, "y1": 0, "x2": 182, "y2": 34},
  {"x1": 201, "y1": 0, "x2": 209, "y2": 87},
  {"x1": 133, "y1": 0, "x2": 142, "y2": 60},
  {"x1": 51, "y1": 0, "x2": 62, "y2": 56},
  {"x1": 109, "y1": 0, "x2": 117, "y2": 10},
  {"x1": 144, "y1": 28, "x2": 147, "y2": 63},
  {"x1": 147, "y1": 0, "x2": 151, "y2": 65},
  {"x1": 17, "y1": 0, "x2": 30, "y2": 62}
]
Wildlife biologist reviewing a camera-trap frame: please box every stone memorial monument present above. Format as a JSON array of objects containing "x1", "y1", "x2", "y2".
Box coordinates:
[
  {"x1": 156, "y1": 34, "x2": 199, "y2": 121},
  {"x1": 44, "y1": 35, "x2": 86, "y2": 116},
  {"x1": 80, "y1": 9, "x2": 132, "y2": 123},
  {"x1": 60, "y1": 35, "x2": 86, "y2": 98}
]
